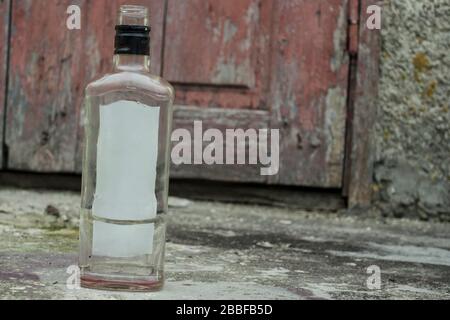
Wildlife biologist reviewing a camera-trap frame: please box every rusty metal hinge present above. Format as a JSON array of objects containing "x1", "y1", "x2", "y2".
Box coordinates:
[{"x1": 348, "y1": 0, "x2": 360, "y2": 56}]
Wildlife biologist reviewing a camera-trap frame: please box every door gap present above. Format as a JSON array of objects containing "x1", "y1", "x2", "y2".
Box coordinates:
[{"x1": 2, "y1": 0, "x2": 13, "y2": 169}]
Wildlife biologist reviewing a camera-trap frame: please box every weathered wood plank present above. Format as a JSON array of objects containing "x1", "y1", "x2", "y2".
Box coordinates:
[
  {"x1": 0, "y1": 0, "x2": 10, "y2": 168},
  {"x1": 164, "y1": 0, "x2": 274, "y2": 110},
  {"x1": 170, "y1": 106, "x2": 270, "y2": 183},
  {"x1": 5, "y1": 0, "x2": 165, "y2": 173},
  {"x1": 347, "y1": 0, "x2": 381, "y2": 207},
  {"x1": 268, "y1": 0, "x2": 350, "y2": 188}
]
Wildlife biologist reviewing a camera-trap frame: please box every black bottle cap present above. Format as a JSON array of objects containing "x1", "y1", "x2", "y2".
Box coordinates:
[{"x1": 114, "y1": 25, "x2": 151, "y2": 55}]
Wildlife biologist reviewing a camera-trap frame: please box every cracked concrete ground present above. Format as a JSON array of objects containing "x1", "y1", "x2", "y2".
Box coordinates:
[{"x1": 0, "y1": 188, "x2": 449, "y2": 300}]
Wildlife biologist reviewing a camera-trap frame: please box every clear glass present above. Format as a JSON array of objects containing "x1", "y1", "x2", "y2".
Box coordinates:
[
  {"x1": 79, "y1": 6, "x2": 174, "y2": 292},
  {"x1": 118, "y1": 5, "x2": 149, "y2": 26}
]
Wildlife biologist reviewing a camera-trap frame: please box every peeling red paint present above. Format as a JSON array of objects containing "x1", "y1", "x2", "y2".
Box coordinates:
[
  {"x1": 269, "y1": 0, "x2": 350, "y2": 187},
  {"x1": 2, "y1": 0, "x2": 370, "y2": 191},
  {"x1": 164, "y1": 0, "x2": 273, "y2": 110},
  {"x1": 5, "y1": 0, "x2": 165, "y2": 172}
]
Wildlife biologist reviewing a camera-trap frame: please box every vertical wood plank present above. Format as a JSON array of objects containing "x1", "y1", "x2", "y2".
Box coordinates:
[
  {"x1": 171, "y1": 107, "x2": 270, "y2": 183},
  {"x1": 0, "y1": 0, "x2": 10, "y2": 167},
  {"x1": 5, "y1": 0, "x2": 165, "y2": 173},
  {"x1": 347, "y1": 0, "x2": 381, "y2": 206},
  {"x1": 269, "y1": 0, "x2": 350, "y2": 187}
]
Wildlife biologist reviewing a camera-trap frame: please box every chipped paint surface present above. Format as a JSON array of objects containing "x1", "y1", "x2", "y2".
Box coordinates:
[
  {"x1": 269, "y1": 0, "x2": 350, "y2": 187},
  {"x1": 212, "y1": 56, "x2": 253, "y2": 86},
  {"x1": 223, "y1": 19, "x2": 238, "y2": 43},
  {"x1": 325, "y1": 86, "x2": 347, "y2": 184},
  {"x1": 4, "y1": 0, "x2": 165, "y2": 173},
  {"x1": 4, "y1": 0, "x2": 352, "y2": 189},
  {"x1": 152, "y1": 0, "x2": 350, "y2": 187},
  {"x1": 331, "y1": 2, "x2": 349, "y2": 72},
  {"x1": 164, "y1": 0, "x2": 263, "y2": 88}
]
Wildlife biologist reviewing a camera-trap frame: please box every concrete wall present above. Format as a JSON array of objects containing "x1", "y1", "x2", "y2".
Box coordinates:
[{"x1": 374, "y1": 0, "x2": 450, "y2": 221}]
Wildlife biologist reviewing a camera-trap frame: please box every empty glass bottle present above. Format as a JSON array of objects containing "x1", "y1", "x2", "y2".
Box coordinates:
[{"x1": 79, "y1": 5, "x2": 174, "y2": 292}]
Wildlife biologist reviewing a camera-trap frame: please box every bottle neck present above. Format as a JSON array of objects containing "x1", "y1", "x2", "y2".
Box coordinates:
[{"x1": 113, "y1": 54, "x2": 150, "y2": 73}]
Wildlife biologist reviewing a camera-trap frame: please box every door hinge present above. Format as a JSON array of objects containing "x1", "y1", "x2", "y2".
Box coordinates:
[{"x1": 348, "y1": 0, "x2": 360, "y2": 56}]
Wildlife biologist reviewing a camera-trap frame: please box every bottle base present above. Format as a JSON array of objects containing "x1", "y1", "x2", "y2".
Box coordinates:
[{"x1": 81, "y1": 273, "x2": 164, "y2": 292}]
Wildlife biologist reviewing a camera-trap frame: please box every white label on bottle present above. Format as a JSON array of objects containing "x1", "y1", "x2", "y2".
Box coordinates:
[
  {"x1": 93, "y1": 221, "x2": 155, "y2": 258},
  {"x1": 92, "y1": 100, "x2": 160, "y2": 258}
]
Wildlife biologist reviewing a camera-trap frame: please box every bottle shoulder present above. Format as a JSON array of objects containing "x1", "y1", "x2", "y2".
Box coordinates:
[{"x1": 85, "y1": 71, "x2": 174, "y2": 101}]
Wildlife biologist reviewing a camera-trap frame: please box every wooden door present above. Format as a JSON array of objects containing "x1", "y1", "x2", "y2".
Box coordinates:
[
  {"x1": 1, "y1": 0, "x2": 350, "y2": 189},
  {"x1": 4, "y1": 0, "x2": 165, "y2": 173},
  {"x1": 167, "y1": 0, "x2": 350, "y2": 188},
  {"x1": 166, "y1": 0, "x2": 274, "y2": 183}
]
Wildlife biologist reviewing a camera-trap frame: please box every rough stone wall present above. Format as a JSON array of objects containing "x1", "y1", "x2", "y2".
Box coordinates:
[{"x1": 374, "y1": 0, "x2": 450, "y2": 221}]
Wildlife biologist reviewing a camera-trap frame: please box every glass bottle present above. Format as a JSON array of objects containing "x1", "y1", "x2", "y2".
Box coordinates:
[{"x1": 79, "y1": 5, "x2": 174, "y2": 292}]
